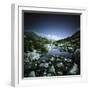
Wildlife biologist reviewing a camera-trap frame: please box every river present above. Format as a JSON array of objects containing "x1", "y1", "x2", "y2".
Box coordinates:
[{"x1": 48, "y1": 47, "x2": 72, "y2": 58}]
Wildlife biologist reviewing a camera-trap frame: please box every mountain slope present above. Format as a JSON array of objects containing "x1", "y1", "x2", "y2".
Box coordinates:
[
  {"x1": 24, "y1": 32, "x2": 49, "y2": 53},
  {"x1": 56, "y1": 31, "x2": 80, "y2": 43}
]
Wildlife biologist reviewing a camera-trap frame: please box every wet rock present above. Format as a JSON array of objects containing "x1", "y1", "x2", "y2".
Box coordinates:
[
  {"x1": 74, "y1": 49, "x2": 80, "y2": 65},
  {"x1": 39, "y1": 63, "x2": 44, "y2": 67},
  {"x1": 56, "y1": 57, "x2": 62, "y2": 61},
  {"x1": 48, "y1": 65, "x2": 55, "y2": 74},
  {"x1": 24, "y1": 58, "x2": 29, "y2": 63},
  {"x1": 27, "y1": 50, "x2": 41, "y2": 61},
  {"x1": 29, "y1": 71, "x2": 36, "y2": 77},
  {"x1": 41, "y1": 59, "x2": 46, "y2": 63},
  {"x1": 50, "y1": 57, "x2": 55, "y2": 61},
  {"x1": 56, "y1": 62, "x2": 64, "y2": 68},
  {"x1": 43, "y1": 71, "x2": 47, "y2": 76},
  {"x1": 57, "y1": 71, "x2": 63, "y2": 75},
  {"x1": 69, "y1": 63, "x2": 78, "y2": 74},
  {"x1": 74, "y1": 49, "x2": 80, "y2": 54},
  {"x1": 48, "y1": 61, "x2": 52, "y2": 65},
  {"x1": 44, "y1": 63, "x2": 49, "y2": 68},
  {"x1": 47, "y1": 73, "x2": 52, "y2": 76},
  {"x1": 64, "y1": 58, "x2": 72, "y2": 63}
]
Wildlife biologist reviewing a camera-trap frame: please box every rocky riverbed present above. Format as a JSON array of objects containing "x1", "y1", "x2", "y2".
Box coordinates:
[
  {"x1": 24, "y1": 31, "x2": 80, "y2": 77},
  {"x1": 24, "y1": 48, "x2": 80, "y2": 77}
]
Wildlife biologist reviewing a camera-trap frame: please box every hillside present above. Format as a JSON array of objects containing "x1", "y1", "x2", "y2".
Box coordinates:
[
  {"x1": 56, "y1": 31, "x2": 80, "y2": 49},
  {"x1": 24, "y1": 31, "x2": 80, "y2": 77},
  {"x1": 24, "y1": 32, "x2": 49, "y2": 53}
]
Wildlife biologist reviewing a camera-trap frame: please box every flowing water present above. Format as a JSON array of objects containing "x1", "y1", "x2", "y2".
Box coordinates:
[{"x1": 48, "y1": 47, "x2": 72, "y2": 58}]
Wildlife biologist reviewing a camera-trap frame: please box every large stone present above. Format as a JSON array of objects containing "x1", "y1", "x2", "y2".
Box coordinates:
[
  {"x1": 49, "y1": 65, "x2": 55, "y2": 73},
  {"x1": 56, "y1": 62, "x2": 64, "y2": 68},
  {"x1": 44, "y1": 63, "x2": 49, "y2": 68},
  {"x1": 29, "y1": 71, "x2": 36, "y2": 77},
  {"x1": 57, "y1": 71, "x2": 63, "y2": 75},
  {"x1": 69, "y1": 63, "x2": 78, "y2": 74}
]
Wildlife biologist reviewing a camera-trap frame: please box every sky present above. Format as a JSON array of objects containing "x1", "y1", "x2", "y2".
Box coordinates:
[{"x1": 24, "y1": 12, "x2": 80, "y2": 40}]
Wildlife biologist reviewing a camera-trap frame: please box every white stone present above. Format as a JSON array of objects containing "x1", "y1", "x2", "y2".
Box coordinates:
[
  {"x1": 49, "y1": 65, "x2": 55, "y2": 73},
  {"x1": 44, "y1": 63, "x2": 49, "y2": 68},
  {"x1": 57, "y1": 71, "x2": 63, "y2": 75},
  {"x1": 50, "y1": 57, "x2": 55, "y2": 61},
  {"x1": 29, "y1": 71, "x2": 36, "y2": 77},
  {"x1": 69, "y1": 63, "x2": 78, "y2": 74},
  {"x1": 27, "y1": 50, "x2": 40, "y2": 61},
  {"x1": 39, "y1": 63, "x2": 44, "y2": 67},
  {"x1": 56, "y1": 62, "x2": 64, "y2": 68}
]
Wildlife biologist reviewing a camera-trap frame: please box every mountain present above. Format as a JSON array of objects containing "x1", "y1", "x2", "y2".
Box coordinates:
[
  {"x1": 24, "y1": 32, "x2": 42, "y2": 40},
  {"x1": 24, "y1": 31, "x2": 80, "y2": 52},
  {"x1": 70, "y1": 31, "x2": 80, "y2": 40},
  {"x1": 24, "y1": 32, "x2": 49, "y2": 53},
  {"x1": 56, "y1": 31, "x2": 80, "y2": 43}
]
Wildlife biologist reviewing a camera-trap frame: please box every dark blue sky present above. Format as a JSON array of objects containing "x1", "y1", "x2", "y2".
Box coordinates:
[{"x1": 24, "y1": 12, "x2": 80, "y2": 40}]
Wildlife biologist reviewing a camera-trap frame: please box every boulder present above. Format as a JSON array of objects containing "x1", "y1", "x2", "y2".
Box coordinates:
[{"x1": 29, "y1": 71, "x2": 36, "y2": 77}]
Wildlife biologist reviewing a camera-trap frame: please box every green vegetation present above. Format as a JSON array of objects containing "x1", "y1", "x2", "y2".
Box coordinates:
[{"x1": 24, "y1": 31, "x2": 80, "y2": 77}]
